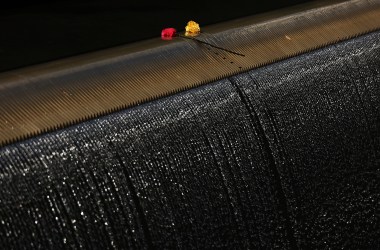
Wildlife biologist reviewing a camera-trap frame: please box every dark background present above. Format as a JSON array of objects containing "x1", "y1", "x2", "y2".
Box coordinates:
[{"x1": 0, "y1": 0, "x2": 312, "y2": 72}]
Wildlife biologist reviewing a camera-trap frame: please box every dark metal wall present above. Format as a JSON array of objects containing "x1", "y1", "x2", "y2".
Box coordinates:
[{"x1": 0, "y1": 31, "x2": 379, "y2": 249}]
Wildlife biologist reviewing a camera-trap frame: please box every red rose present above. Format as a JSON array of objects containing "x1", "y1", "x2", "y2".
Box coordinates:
[{"x1": 161, "y1": 28, "x2": 177, "y2": 40}]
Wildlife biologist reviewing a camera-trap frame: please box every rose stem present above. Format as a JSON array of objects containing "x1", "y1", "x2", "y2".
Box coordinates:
[{"x1": 177, "y1": 34, "x2": 245, "y2": 57}]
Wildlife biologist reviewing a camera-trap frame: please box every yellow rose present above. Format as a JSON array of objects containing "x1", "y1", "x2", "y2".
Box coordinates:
[{"x1": 185, "y1": 21, "x2": 200, "y2": 37}]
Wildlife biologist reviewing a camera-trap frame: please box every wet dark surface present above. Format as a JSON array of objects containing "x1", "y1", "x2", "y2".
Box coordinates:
[{"x1": 0, "y1": 31, "x2": 379, "y2": 249}]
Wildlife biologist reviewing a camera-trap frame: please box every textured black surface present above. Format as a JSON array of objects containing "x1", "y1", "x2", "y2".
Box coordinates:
[{"x1": 1, "y1": 31, "x2": 380, "y2": 249}]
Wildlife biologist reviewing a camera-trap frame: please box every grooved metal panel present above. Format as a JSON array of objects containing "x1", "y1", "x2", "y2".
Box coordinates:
[{"x1": 1, "y1": 0, "x2": 380, "y2": 146}]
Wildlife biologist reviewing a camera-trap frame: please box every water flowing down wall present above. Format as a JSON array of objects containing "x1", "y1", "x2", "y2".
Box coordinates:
[{"x1": 1, "y1": 31, "x2": 379, "y2": 249}]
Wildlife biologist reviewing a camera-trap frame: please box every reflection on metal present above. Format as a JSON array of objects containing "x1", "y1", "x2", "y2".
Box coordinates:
[{"x1": 0, "y1": 0, "x2": 380, "y2": 147}]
